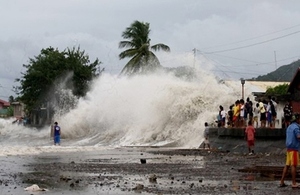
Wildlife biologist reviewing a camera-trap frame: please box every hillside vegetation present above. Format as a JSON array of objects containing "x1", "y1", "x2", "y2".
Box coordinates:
[{"x1": 249, "y1": 59, "x2": 300, "y2": 82}]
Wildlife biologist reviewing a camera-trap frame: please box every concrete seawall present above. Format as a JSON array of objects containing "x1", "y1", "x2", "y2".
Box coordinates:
[{"x1": 206, "y1": 128, "x2": 286, "y2": 154}]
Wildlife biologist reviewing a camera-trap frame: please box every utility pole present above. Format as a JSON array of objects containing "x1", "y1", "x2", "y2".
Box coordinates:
[{"x1": 274, "y1": 51, "x2": 277, "y2": 69}]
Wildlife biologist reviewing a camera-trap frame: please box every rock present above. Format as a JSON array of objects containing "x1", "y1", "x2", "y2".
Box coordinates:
[
  {"x1": 132, "y1": 184, "x2": 144, "y2": 190},
  {"x1": 24, "y1": 184, "x2": 47, "y2": 191},
  {"x1": 60, "y1": 176, "x2": 72, "y2": 182},
  {"x1": 140, "y1": 159, "x2": 146, "y2": 164},
  {"x1": 149, "y1": 174, "x2": 157, "y2": 183}
]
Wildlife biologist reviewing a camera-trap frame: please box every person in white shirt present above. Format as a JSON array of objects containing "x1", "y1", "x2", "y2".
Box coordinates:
[{"x1": 253, "y1": 103, "x2": 260, "y2": 128}]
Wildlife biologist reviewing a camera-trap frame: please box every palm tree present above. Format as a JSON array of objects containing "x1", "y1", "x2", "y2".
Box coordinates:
[{"x1": 119, "y1": 20, "x2": 170, "y2": 75}]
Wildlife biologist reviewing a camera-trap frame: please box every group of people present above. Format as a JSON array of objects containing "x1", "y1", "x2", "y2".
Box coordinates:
[
  {"x1": 245, "y1": 113, "x2": 300, "y2": 188},
  {"x1": 203, "y1": 109, "x2": 300, "y2": 188},
  {"x1": 217, "y1": 97, "x2": 281, "y2": 129},
  {"x1": 203, "y1": 113, "x2": 300, "y2": 188}
]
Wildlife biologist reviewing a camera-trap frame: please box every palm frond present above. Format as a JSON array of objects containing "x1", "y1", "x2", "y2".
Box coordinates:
[
  {"x1": 151, "y1": 44, "x2": 170, "y2": 52},
  {"x1": 119, "y1": 41, "x2": 135, "y2": 49},
  {"x1": 119, "y1": 49, "x2": 139, "y2": 60}
]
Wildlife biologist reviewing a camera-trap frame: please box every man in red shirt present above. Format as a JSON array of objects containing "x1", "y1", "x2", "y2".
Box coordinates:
[{"x1": 245, "y1": 120, "x2": 255, "y2": 155}]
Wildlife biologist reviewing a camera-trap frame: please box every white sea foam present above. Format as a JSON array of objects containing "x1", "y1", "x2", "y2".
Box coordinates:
[{"x1": 0, "y1": 66, "x2": 257, "y2": 155}]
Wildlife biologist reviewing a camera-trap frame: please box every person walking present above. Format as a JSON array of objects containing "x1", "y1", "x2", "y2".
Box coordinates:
[
  {"x1": 279, "y1": 114, "x2": 300, "y2": 188},
  {"x1": 245, "y1": 120, "x2": 255, "y2": 155},
  {"x1": 202, "y1": 122, "x2": 210, "y2": 149},
  {"x1": 53, "y1": 122, "x2": 61, "y2": 146}
]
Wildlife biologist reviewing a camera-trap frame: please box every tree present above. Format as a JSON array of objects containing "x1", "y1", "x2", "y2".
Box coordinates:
[
  {"x1": 119, "y1": 20, "x2": 170, "y2": 75},
  {"x1": 15, "y1": 47, "x2": 101, "y2": 114},
  {"x1": 266, "y1": 83, "x2": 289, "y2": 95},
  {"x1": 8, "y1": 95, "x2": 14, "y2": 103}
]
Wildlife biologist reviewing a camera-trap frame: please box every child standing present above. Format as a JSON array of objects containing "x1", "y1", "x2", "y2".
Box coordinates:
[{"x1": 245, "y1": 120, "x2": 255, "y2": 155}]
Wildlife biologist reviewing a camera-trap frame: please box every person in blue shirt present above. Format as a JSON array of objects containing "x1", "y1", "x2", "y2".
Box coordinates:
[
  {"x1": 280, "y1": 114, "x2": 300, "y2": 188},
  {"x1": 53, "y1": 122, "x2": 61, "y2": 146}
]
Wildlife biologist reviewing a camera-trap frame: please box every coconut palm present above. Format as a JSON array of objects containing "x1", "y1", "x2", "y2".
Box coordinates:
[{"x1": 119, "y1": 20, "x2": 170, "y2": 75}]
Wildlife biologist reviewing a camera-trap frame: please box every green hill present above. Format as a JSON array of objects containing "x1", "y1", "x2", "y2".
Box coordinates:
[{"x1": 249, "y1": 59, "x2": 300, "y2": 82}]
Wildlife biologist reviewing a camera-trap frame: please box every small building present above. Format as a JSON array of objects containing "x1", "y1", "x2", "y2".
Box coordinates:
[
  {"x1": 0, "y1": 99, "x2": 10, "y2": 109},
  {"x1": 288, "y1": 67, "x2": 300, "y2": 112},
  {"x1": 11, "y1": 101, "x2": 25, "y2": 119},
  {"x1": 0, "y1": 99, "x2": 10, "y2": 117}
]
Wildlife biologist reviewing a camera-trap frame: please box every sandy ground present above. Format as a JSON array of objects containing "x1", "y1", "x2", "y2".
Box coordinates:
[{"x1": 0, "y1": 147, "x2": 299, "y2": 195}]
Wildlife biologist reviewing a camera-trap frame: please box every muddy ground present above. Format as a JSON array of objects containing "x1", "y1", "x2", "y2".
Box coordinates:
[{"x1": 0, "y1": 147, "x2": 299, "y2": 195}]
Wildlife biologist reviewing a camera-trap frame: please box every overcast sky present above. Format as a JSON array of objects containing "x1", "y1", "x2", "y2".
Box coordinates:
[{"x1": 1, "y1": 0, "x2": 300, "y2": 99}]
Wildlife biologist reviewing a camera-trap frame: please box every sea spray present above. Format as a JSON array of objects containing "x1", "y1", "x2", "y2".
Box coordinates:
[
  {"x1": 0, "y1": 69, "x2": 254, "y2": 148},
  {"x1": 58, "y1": 70, "x2": 246, "y2": 147}
]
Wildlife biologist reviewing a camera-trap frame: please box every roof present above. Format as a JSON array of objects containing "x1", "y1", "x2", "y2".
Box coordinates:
[
  {"x1": 0, "y1": 99, "x2": 10, "y2": 107},
  {"x1": 288, "y1": 67, "x2": 300, "y2": 93}
]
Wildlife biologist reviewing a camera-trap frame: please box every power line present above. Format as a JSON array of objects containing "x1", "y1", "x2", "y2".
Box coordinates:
[
  {"x1": 202, "y1": 30, "x2": 300, "y2": 54},
  {"x1": 205, "y1": 53, "x2": 300, "y2": 67},
  {"x1": 202, "y1": 23, "x2": 300, "y2": 50}
]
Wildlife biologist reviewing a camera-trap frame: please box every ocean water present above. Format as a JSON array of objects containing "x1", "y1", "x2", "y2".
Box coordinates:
[{"x1": 0, "y1": 69, "x2": 259, "y2": 156}]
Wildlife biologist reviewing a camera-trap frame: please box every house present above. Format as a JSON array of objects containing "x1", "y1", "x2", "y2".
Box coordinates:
[
  {"x1": 0, "y1": 99, "x2": 10, "y2": 109},
  {"x1": 288, "y1": 67, "x2": 300, "y2": 113},
  {"x1": 0, "y1": 99, "x2": 10, "y2": 117},
  {"x1": 11, "y1": 101, "x2": 25, "y2": 119}
]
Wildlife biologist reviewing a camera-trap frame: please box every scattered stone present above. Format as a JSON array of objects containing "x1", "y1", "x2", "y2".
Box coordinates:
[
  {"x1": 132, "y1": 184, "x2": 144, "y2": 190},
  {"x1": 24, "y1": 184, "x2": 47, "y2": 191},
  {"x1": 70, "y1": 183, "x2": 75, "y2": 187},
  {"x1": 149, "y1": 174, "x2": 157, "y2": 183},
  {"x1": 60, "y1": 176, "x2": 72, "y2": 182},
  {"x1": 140, "y1": 159, "x2": 146, "y2": 164}
]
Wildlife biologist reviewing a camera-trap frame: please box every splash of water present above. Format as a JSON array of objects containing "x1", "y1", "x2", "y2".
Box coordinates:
[
  {"x1": 0, "y1": 68, "x2": 252, "y2": 150},
  {"x1": 57, "y1": 69, "x2": 245, "y2": 147}
]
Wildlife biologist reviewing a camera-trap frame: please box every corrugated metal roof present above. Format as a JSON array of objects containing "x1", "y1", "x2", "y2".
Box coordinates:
[{"x1": 0, "y1": 99, "x2": 10, "y2": 106}]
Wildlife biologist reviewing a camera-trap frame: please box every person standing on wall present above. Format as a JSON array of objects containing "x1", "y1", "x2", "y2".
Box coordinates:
[
  {"x1": 279, "y1": 114, "x2": 300, "y2": 188},
  {"x1": 258, "y1": 99, "x2": 266, "y2": 128},
  {"x1": 219, "y1": 105, "x2": 226, "y2": 127},
  {"x1": 233, "y1": 100, "x2": 240, "y2": 127},
  {"x1": 53, "y1": 122, "x2": 61, "y2": 146}
]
